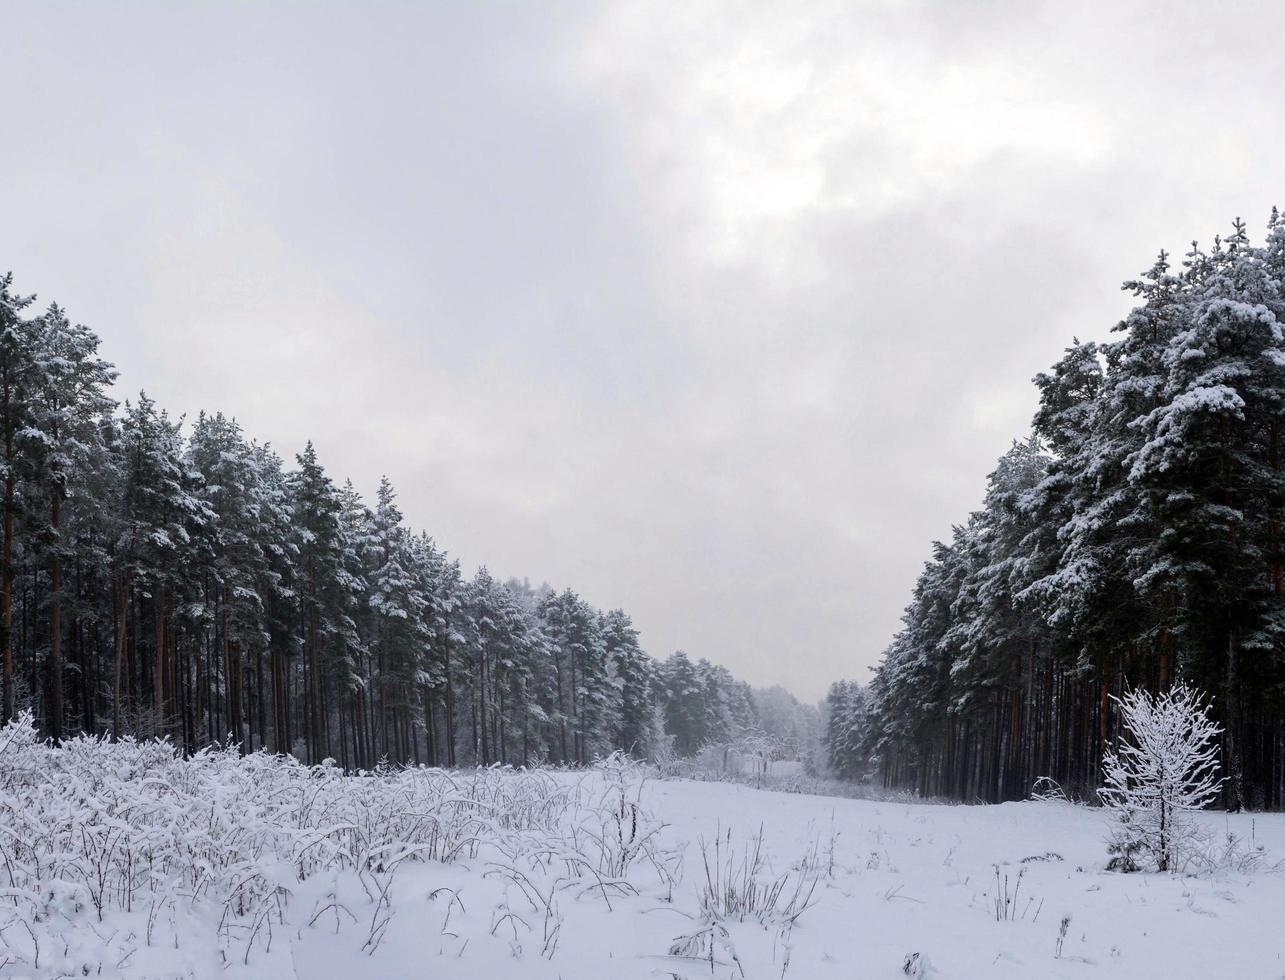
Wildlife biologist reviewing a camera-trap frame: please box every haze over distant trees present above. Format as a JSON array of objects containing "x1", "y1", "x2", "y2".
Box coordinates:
[
  {"x1": 0, "y1": 271, "x2": 814, "y2": 769},
  {"x1": 827, "y1": 213, "x2": 1285, "y2": 810}
]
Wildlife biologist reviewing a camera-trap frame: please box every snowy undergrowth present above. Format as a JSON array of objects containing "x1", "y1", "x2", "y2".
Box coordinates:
[
  {"x1": 0, "y1": 714, "x2": 679, "y2": 977},
  {"x1": 5, "y1": 719, "x2": 1285, "y2": 979}
]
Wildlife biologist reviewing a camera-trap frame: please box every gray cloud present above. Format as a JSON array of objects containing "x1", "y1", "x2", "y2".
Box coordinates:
[{"x1": 3, "y1": 0, "x2": 1284, "y2": 699}]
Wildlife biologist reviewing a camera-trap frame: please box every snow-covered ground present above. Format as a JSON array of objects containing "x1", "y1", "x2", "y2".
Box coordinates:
[
  {"x1": 284, "y1": 782, "x2": 1285, "y2": 980},
  {"x1": 1, "y1": 724, "x2": 1282, "y2": 979}
]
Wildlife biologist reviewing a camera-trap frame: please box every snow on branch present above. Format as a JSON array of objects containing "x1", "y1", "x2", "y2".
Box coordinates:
[{"x1": 1098, "y1": 682, "x2": 1222, "y2": 872}]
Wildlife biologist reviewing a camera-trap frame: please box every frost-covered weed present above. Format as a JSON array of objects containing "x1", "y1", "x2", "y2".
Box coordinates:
[
  {"x1": 582, "y1": 753, "x2": 679, "y2": 884},
  {"x1": 1177, "y1": 825, "x2": 1282, "y2": 876},
  {"x1": 985, "y1": 865, "x2": 1042, "y2": 923},
  {"x1": 0, "y1": 715, "x2": 660, "y2": 973},
  {"x1": 667, "y1": 918, "x2": 744, "y2": 977},
  {"x1": 696, "y1": 826, "x2": 818, "y2": 926},
  {"x1": 661, "y1": 825, "x2": 819, "y2": 978},
  {"x1": 1029, "y1": 776, "x2": 1072, "y2": 804}
]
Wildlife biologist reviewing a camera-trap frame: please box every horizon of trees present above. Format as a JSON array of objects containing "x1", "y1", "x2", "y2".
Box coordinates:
[
  {"x1": 828, "y1": 212, "x2": 1285, "y2": 810},
  {"x1": 0, "y1": 270, "x2": 815, "y2": 769}
]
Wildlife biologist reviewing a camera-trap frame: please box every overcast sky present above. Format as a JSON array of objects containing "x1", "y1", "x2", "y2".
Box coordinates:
[{"x1": 3, "y1": 2, "x2": 1284, "y2": 700}]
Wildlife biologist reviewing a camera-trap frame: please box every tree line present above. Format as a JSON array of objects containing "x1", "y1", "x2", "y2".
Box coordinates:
[
  {"x1": 827, "y1": 213, "x2": 1285, "y2": 809},
  {"x1": 0, "y1": 271, "x2": 812, "y2": 769}
]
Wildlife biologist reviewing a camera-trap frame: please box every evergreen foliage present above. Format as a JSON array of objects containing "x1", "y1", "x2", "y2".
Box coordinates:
[
  {"x1": 0, "y1": 270, "x2": 797, "y2": 767},
  {"x1": 831, "y1": 214, "x2": 1285, "y2": 807}
]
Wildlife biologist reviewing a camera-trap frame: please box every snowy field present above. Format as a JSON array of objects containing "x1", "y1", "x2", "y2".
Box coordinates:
[{"x1": 1, "y1": 721, "x2": 1282, "y2": 980}]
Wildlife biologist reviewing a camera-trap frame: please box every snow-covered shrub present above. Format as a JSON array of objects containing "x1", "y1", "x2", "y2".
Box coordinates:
[{"x1": 1098, "y1": 682, "x2": 1222, "y2": 872}]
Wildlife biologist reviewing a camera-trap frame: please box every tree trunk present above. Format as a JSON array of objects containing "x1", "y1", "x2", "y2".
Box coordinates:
[
  {"x1": 154, "y1": 584, "x2": 166, "y2": 736},
  {"x1": 112, "y1": 574, "x2": 129, "y2": 739},
  {"x1": 1, "y1": 384, "x2": 14, "y2": 725},
  {"x1": 49, "y1": 493, "x2": 63, "y2": 741}
]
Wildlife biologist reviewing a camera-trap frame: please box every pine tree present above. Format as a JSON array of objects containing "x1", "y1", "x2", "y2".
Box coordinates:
[
  {"x1": 289, "y1": 442, "x2": 348, "y2": 761},
  {"x1": 0, "y1": 273, "x2": 34, "y2": 722},
  {"x1": 24, "y1": 305, "x2": 116, "y2": 740},
  {"x1": 363, "y1": 477, "x2": 425, "y2": 763},
  {"x1": 115, "y1": 395, "x2": 210, "y2": 738},
  {"x1": 187, "y1": 413, "x2": 281, "y2": 752},
  {"x1": 660, "y1": 650, "x2": 705, "y2": 757},
  {"x1": 538, "y1": 589, "x2": 611, "y2": 765},
  {"x1": 602, "y1": 608, "x2": 658, "y2": 758}
]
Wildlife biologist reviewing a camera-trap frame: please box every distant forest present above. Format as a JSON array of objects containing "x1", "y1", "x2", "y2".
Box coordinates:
[
  {"x1": 0, "y1": 272, "x2": 816, "y2": 769},
  {"x1": 828, "y1": 213, "x2": 1285, "y2": 810}
]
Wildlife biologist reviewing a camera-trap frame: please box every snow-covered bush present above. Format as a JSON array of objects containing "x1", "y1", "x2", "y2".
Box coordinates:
[{"x1": 1098, "y1": 683, "x2": 1222, "y2": 872}]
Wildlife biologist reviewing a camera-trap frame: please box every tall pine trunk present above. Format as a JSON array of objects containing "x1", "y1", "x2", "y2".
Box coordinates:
[
  {"x1": 49, "y1": 493, "x2": 62, "y2": 740},
  {"x1": 154, "y1": 584, "x2": 166, "y2": 735},
  {"x1": 1, "y1": 374, "x2": 14, "y2": 724}
]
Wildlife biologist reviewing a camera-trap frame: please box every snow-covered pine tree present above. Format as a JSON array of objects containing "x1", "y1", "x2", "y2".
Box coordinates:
[
  {"x1": 428, "y1": 551, "x2": 466, "y2": 767},
  {"x1": 246, "y1": 440, "x2": 296, "y2": 755},
  {"x1": 187, "y1": 412, "x2": 281, "y2": 753},
  {"x1": 492, "y1": 577, "x2": 548, "y2": 765},
  {"x1": 660, "y1": 650, "x2": 705, "y2": 757},
  {"x1": 869, "y1": 523, "x2": 976, "y2": 797},
  {"x1": 538, "y1": 588, "x2": 613, "y2": 765},
  {"x1": 460, "y1": 566, "x2": 507, "y2": 764},
  {"x1": 332, "y1": 479, "x2": 370, "y2": 764},
  {"x1": 116, "y1": 394, "x2": 212, "y2": 739},
  {"x1": 948, "y1": 436, "x2": 1051, "y2": 800},
  {"x1": 21, "y1": 303, "x2": 116, "y2": 740},
  {"x1": 825, "y1": 680, "x2": 868, "y2": 779},
  {"x1": 288, "y1": 442, "x2": 353, "y2": 762},
  {"x1": 601, "y1": 608, "x2": 659, "y2": 759},
  {"x1": 0, "y1": 273, "x2": 35, "y2": 723},
  {"x1": 407, "y1": 532, "x2": 458, "y2": 766},
  {"x1": 1128, "y1": 221, "x2": 1285, "y2": 809},
  {"x1": 364, "y1": 476, "x2": 426, "y2": 763}
]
